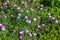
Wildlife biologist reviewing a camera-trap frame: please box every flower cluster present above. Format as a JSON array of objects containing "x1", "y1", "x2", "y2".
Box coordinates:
[
  {"x1": 48, "y1": 13, "x2": 59, "y2": 23},
  {"x1": 19, "y1": 29, "x2": 37, "y2": 40}
]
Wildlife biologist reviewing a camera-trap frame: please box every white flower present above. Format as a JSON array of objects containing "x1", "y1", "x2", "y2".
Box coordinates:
[
  {"x1": 17, "y1": 7, "x2": 21, "y2": 10},
  {"x1": 33, "y1": 18, "x2": 37, "y2": 21}
]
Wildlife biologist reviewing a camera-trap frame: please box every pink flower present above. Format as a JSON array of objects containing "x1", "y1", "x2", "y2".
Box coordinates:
[
  {"x1": 30, "y1": 7, "x2": 34, "y2": 12},
  {"x1": 28, "y1": 20, "x2": 31, "y2": 23},
  {"x1": 33, "y1": 33, "x2": 37, "y2": 36},
  {"x1": 18, "y1": 14, "x2": 22, "y2": 17},
  {"x1": 13, "y1": 4, "x2": 17, "y2": 7},
  {"x1": 10, "y1": 14, "x2": 14, "y2": 18},
  {"x1": 42, "y1": 24, "x2": 46, "y2": 27},
  {"x1": 20, "y1": 36, "x2": 23, "y2": 40},
  {"x1": 1, "y1": 26, "x2": 5, "y2": 31},
  {"x1": 25, "y1": 30, "x2": 29, "y2": 33},
  {"x1": 38, "y1": 16, "x2": 41, "y2": 19},
  {"x1": 17, "y1": 16, "x2": 20, "y2": 19},
  {"x1": 17, "y1": 7, "x2": 21, "y2": 10},
  {"x1": 48, "y1": 13, "x2": 51, "y2": 16},
  {"x1": 0, "y1": 23, "x2": 2, "y2": 27},
  {"x1": 37, "y1": 25, "x2": 41, "y2": 28},
  {"x1": 19, "y1": 30, "x2": 24, "y2": 35},
  {"x1": 25, "y1": 16, "x2": 28, "y2": 19},
  {"x1": 26, "y1": 19, "x2": 31, "y2": 24},
  {"x1": 51, "y1": 17, "x2": 55, "y2": 20},
  {"x1": 26, "y1": 19, "x2": 29, "y2": 23},
  {"x1": 55, "y1": 20, "x2": 58, "y2": 23},
  {"x1": 49, "y1": 15, "x2": 52, "y2": 18}
]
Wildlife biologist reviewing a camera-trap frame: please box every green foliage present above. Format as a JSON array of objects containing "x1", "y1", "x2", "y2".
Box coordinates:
[{"x1": 0, "y1": 0, "x2": 60, "y2": 40}]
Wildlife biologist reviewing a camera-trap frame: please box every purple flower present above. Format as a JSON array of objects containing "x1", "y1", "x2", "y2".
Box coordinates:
[
  {"x1": 3, "y1": 2, "x2": 7, "y2": 5},
  {"x1": 1, "y1": 26, "x2": 5, "y2": 31},
  {"x1": 19, "y1": 30, "x2": 24, "y2": 35},
  {"x1": 26, "y1": 19, "x2": 29, "y2": 23},
  {"x1": 26, "y1": 19, "x2": 31, "y2": 24},
  {"x1": 3, "y1": 2, "x2": 8, "y2": 8}
]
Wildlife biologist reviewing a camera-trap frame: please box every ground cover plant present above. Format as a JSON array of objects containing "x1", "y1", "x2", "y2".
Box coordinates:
[{"x1": 0, "y1": 0, "x2": 60, "y2": 40}]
